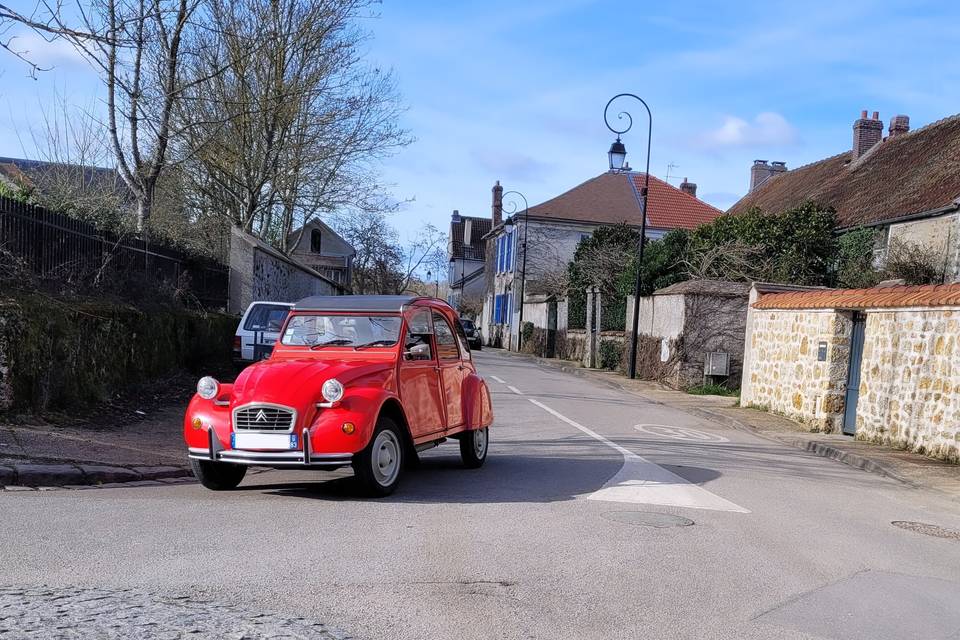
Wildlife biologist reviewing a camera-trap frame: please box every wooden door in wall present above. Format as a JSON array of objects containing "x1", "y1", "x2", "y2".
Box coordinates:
[{"x1": 842, "y1": 313, "x2": 867, "y2": 435}]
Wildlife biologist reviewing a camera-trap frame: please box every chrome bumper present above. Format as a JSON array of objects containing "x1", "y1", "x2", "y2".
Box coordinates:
[{"x1": 188, "y1": 427, "x2": 352, "y2": 468}]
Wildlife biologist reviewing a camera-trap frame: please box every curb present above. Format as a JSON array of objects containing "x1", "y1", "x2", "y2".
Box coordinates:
[
  {"x1": 0, "y1": 462, "x2": 193, "y2": 490},
  {"x1": 483, "y1": 348, "x2": 927, "y2": 489}
]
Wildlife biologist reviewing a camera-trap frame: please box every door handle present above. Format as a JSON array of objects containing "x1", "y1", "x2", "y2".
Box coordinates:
[{"x1": 457, "y1": 365, "x2": 465, "y2": 371}]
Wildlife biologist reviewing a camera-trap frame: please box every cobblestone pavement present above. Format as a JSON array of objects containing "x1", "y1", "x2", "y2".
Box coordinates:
[{"x1": 0, "y1": 586, "x2": 352, "y2": 639}]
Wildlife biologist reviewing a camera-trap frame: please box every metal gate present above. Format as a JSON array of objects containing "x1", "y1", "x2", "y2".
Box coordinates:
[{"x1": 842, "y1": 313, "x2": 866, "y2": 435}]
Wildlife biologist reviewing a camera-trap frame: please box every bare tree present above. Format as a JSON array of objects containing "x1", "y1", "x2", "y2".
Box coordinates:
[
  {"x1": 176, "y1": 0, "x2": 409, "y2": 250},
  {"x1": 683, "y1": 240, "x2": 772, "y2": 282},
  {"x1": 16, "y1": 92, "x2": 127, "y2": 229},
  {"x1": 1, "y1": 0, "x2": 204, "y2": 232}
]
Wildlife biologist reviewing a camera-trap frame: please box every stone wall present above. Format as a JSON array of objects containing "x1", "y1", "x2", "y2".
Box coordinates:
[
  {"x1": 741, "y1": 308, "x2": 851, "y2": 432},
  {"x1": 856, "y1": 309, "x2": 960, "y2": 462}
]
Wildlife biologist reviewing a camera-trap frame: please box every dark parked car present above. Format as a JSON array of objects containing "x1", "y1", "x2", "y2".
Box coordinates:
[{"x1": 459, "y1": 317, "x2": 482, "y2": 350}]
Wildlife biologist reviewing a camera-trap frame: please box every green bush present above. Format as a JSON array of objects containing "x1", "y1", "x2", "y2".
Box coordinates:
[
  {"x1": 0, "y1": 294, "x2": 236, "y2": 413},
  {"x1": 598, "y1": 339, "x2": 622, "y2": 371},
  {"x1": 687, "y1": 383, "x2": 739, "y2": 397}
]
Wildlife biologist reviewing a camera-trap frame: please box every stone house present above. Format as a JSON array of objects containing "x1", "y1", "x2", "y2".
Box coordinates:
[
  {"x1": 229, "y1": 227, "x2": 345, "y2": 315},
  {"x1": 446, "y1": 209, "x2": 491, "y2": 314},
  {"x1": 286, "y1": 219, "x2": 355, "y2": 288},
  {"x1": 740, "y1": 281, "x2": 960, "y2": 463},
  {"x1": 729, "y1": 111, "x2": 960, "y2": 281},
  {"x1": 481, "y1": 172, "x2": 723, "y2": 349}
]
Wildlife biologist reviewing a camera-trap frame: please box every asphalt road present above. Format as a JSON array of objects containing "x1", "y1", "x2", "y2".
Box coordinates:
[{"x1": 2, "y1": 350, "x2": 960, "y2": 639}]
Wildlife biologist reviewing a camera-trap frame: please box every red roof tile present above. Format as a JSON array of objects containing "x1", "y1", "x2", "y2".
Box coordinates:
[
  {"x1": 728, "y1": 114, "x2": 960, "y2": 227},
  {"x1": 525, "y1": 172, "x2": 723, "y2": 231},
  {"x1": 753, "y1": 282, "x2": 960, "y2": 310}
]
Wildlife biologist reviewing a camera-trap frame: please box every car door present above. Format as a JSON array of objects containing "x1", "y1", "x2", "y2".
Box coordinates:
[
  {"x1": 432, "y1": 311, "x2": 466, "y2": 429},
  {"x1": 398, "y1": 307, "x2": 446, "y2": 439}
]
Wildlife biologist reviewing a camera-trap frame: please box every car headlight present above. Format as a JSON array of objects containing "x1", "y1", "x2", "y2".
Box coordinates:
[
  {"x1": 321, "y1": 378, "x2": 344, "y2": 403},
  {"x1": 197, "y1": 376, "x2": 219, "y2": 400}
]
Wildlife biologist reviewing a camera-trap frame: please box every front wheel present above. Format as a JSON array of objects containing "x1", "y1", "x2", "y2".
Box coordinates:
[
  {"x1": 190, "y1": 459, "x2": 247, "y2": 490},
  {"x1": 353, "y1": 417, "x2": 405, "y2": 497},
  {"x1": 459, "y1": 428, "x2": 488, "y2": 469}
]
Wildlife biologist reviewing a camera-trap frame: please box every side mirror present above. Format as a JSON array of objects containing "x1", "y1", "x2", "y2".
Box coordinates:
[{"x1": 404, "y1": 343, "x2": 431, "y2": 360}]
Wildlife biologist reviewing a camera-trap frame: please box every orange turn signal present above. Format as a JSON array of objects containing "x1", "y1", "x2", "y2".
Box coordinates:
[
  {"x1": 191, "y1": 417, "x2": 203, "y2": 430},
  {"x1": 341, "y1": 422, "x2": 356, "y2": 435}
]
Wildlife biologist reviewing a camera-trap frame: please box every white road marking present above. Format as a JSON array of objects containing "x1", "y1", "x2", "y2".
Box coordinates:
[
  {"x1": 528, "y1": 398, "x2": 750, "y2": 513},
  {"x1": 490, "y1": 375, "x2": 506, "y2": 384},
  {"x1": 635, "y1": 424, "x2": 730, "y2": 443},
  {"x1": 507, "y1": 385, "x2": 524, "y2": 396}
]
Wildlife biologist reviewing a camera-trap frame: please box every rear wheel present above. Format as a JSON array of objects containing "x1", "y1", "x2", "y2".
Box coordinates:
[
  {"x1": 190, "y1": 459, "x2": 247, "y2": 490},
  {"x1": 353, "y1": 417, "x2": 404, "y2": 497},
  {"x1": 459, "y1": 427, "x2": 488, "y2": 469}
]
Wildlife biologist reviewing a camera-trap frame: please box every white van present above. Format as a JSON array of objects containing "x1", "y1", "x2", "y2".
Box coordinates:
[{"x1": 233, "y1": 301, "x2": 294, "y2": 363}]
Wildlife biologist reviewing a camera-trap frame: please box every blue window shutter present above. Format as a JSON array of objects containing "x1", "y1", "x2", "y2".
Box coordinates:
[
  {"x1": 506, "y1": 232, "x2": 513, "y2": 271},
  {"x1": 494, "y1": 295, "x2": 502, "y2": 323},
  {"x1": 497, "y1": 237, "x2": 504, "y2": 272}
]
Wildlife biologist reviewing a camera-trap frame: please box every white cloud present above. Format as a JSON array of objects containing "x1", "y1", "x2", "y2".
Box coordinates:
[
  {"x1": 700, "y1": 112, "x2": 798, "y2": 148},
  {"x1": 5, "y1": 30, "x2": 89, "y2": 70}
]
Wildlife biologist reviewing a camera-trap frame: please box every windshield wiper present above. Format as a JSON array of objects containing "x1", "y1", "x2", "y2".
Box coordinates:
[
  {"x1": 310, "y1": 339, "x2": 354, "y2": 350},
  {"x1": 353, "y1": 339, "x2": 396, "y2": 350}
]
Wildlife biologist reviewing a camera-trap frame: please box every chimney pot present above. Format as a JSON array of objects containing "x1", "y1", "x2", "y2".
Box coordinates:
[
  {"x1": 679, "y1": 178, "x2": 697, "y2": 198},
  {"x1": 889, "y1": 114, "x2": 910, "y2": 137},
  {"x1": 491, "y1": 181, "x2": 503, "y2": 225},
  {"x1": 853, "y1": 110, "x2": 883, "y2": 159},
  {"x1": 750, "y1": 160, "x2": 786, "y2": 192}
]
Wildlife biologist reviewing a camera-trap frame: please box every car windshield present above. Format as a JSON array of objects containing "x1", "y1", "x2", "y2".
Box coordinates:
[
  {"x1": 460, "y1": 319, "x2": 475, "y2": 331},
  {"x1": 280, "y1": 314, "x2": 403, "y2": 348},
  {"x1": 243, "y1": 304, "x2": 291, "y2": 332}
]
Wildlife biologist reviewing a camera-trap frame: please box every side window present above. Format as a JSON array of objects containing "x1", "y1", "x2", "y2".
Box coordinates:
[
  {"x1": 433, "y1": 313, "x2": 460, "y2": 360},
  {"x1": 404, "y1": 308, "x2": 433, "y2": 360},
  {"x1": 453, "y1": 319, "x2": 472, "y2": 360}
]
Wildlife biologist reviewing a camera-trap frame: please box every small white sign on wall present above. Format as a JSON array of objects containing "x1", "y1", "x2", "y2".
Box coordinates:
[{"x1": 660, "y1": 338, "x2": 670, "y2": 362}]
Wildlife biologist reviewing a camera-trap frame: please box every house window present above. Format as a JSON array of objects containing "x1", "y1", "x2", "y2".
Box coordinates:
[{"x1": 310, "y1": 229, "x2": 322, "y2": 253}]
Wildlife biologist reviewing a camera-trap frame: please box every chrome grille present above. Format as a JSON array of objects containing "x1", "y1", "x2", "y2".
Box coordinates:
[{"x1": 233, "y1": 405, "x2": 296, "y2": 431}]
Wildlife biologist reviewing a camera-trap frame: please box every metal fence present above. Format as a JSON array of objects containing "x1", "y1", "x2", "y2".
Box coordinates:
[{"x1": 0, "y1": 195, "x2": 228, "y2": 309}]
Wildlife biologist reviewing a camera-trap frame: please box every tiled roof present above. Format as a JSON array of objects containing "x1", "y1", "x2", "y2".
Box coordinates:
[
  {"x1": 450, "y1": 215, "x2": 491, "y2": 261},
  {"x1": 524, "y1": 172, "x2": 722, "y2": 231},
  {"x1": 728, "y1": 114, "x2": 960, "y2": 227},
  {"x1": 753, "y1": 282, "x2": 960, "y2": 310},
  {"x1": 629, "y1": 174, "x2": 725, "y2": 229}
]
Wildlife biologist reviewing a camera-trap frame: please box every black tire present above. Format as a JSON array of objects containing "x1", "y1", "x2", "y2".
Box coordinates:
[
  {"x1": 190, "y1": 458, "x2": 247, "y2": 490},
  {"x1": 473, "y1": 341, "x2": 482, "y2": 351},
  {"x1": 353, "y1": 417, "x2": 405, "y2": 497},
  {"x1": 459, "y1": 427, "x2": 488, "y2": 469}
]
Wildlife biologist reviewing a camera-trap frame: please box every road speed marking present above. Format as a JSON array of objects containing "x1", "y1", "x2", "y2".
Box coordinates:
[
  {"x1": 527, "y1": 398, "x2": 749, "y2": 513},
  {"x1": 490, "y1": 375, "x2": 506, "y2": 384},
  {"x1": 634, "y1": 424, "x2": 729, "y2": 443},
  {"x1": 507, "y1": 385, "x2": 524, "y2": 395}
]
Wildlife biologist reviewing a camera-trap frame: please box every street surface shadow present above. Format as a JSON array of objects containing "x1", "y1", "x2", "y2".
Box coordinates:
[{"x1": 242, "y1": 450, "x2": 628, "y2": 503}]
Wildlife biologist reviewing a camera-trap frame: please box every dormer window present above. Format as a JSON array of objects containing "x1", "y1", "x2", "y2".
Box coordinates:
[{"x1": 310, "y1": 229, "x2": 322, "y2": 253}]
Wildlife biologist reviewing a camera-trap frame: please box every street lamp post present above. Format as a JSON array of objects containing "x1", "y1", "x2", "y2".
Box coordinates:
[
  {"x1": 604, "y1": 93, "x2": 653, "y2": 380},
  {"x1": 502, "y1": 191, "x2": 529, "y2": 351}
]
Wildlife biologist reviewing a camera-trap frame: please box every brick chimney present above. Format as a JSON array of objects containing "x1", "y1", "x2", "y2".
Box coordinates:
[
  {"x1": 679, "y1": 178, "x2": 697, "y2": 197},
  {"x1": 749, "y1": 160, "x2": 788, "y2": 193},
  {"x1": 491, "y1": 180, "x2": 503, "y2": 226},
  {"x1": 853, "y1": 110, "x2": 883, "y2": 159},
  {"x1": 888, "y1": 114, "x2": 910, "y2": 137}
]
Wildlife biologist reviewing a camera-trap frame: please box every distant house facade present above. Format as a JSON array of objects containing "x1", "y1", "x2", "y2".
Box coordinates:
[
  {"x1": 482, "y1": 172, "x2": 723, "y2": 349},
  {"x1": 446, "y1": 209, "x2": 491, "y2": 314},
  {"x1": 728, "y1": 111, "x2": 960, "y2": 282},
  {"x1": 286, "y1": 219, "x2": 356, "y2": 288}
]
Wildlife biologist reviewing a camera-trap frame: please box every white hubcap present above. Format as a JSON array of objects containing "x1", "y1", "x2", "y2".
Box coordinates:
[
  {"x1": 372, "y1": 430, "x2": 401, "y2": 486},
  {"x1": 474, "y1": 429, "x2": 488, "y2": 458}
]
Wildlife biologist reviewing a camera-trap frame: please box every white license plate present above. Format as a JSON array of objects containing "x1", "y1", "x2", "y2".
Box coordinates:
[{"x1": 231, "y1": 432, "x2": 298, "y2": 450}]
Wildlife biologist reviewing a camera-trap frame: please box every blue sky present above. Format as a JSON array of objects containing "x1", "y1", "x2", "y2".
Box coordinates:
[{"x1": 2, "y1": 0, "x2": 960, "y2": 238}]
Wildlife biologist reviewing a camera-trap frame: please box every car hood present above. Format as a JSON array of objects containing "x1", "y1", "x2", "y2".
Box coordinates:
[{"x1": 231, "y1": 357, "x2": 394, "y2": 410}]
